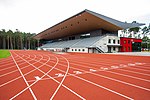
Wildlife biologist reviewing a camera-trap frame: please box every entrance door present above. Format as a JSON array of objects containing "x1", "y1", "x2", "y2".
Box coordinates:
[{"x1": 108, "y1": 47, "x2": 111, "y2": 53}]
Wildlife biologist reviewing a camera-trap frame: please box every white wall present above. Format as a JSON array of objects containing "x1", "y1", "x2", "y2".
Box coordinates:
[
  {"x1": 67, "y1": 48, "x2": 88, "y2": 53},
  {"x1": 43, "y1": 48, "x2": 63, "y2": 52},
  {"x1": 93, "y1": 35, "x2": 120, "y2": 52}
]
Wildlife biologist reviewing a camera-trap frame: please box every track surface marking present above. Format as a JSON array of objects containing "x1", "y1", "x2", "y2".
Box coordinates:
[{"x1": 0, "y1": 50, "x2": 150, "y2": 100}]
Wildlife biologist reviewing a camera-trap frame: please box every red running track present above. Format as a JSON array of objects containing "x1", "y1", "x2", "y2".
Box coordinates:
[{"x1": 0, "y1": 50, "x2": 150, "y2": 100}]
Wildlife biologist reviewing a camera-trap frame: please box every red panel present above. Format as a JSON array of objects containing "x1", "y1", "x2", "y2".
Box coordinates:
[{"x1": 120, "y1": 37, "x2": 142, "y2": 52}]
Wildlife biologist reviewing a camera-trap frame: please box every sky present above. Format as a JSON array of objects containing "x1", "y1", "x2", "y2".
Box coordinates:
[{"x1": 0, "y1": 0, "x2": 150, "y2": 34}]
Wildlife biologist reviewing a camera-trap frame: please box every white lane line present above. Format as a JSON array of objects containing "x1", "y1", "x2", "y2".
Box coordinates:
[
  {"x1": 0, "y1": 55, "x2": 27, "y2": 68},
  {"x1": 0, "y1": 66, "x2": 16, "y2": 72},
  {"x1": 0, "y1": 55, "x2": 37, "y2": 78},
  {"x1": 133, "y1": 66, "x2": 150, "y2": 70},
  {"x1": 9, "y1": 53, "x2": 53, "y2": 100},
  {"x1": 127, "y1": 67, "x2": 150, "y2": 72},
  {"x1": 50, "y1": 56, "x2": 70, "y2": 100},
  {"x1": 10, "y1": 52, "x2": 37, "y2": 100},
  {"x1": 0, "y1": 54, "x2": 43, "y2": 88},
  {"x1": 75, "y1": 67, "x2": 150, "y2": 92},
  {"x1": 117, "y1": 69, "x2": 150, "y2": 76},
  {"x1": 62, "y1": 58, "x2": 150, "y2": 77},
  {"x1": 16, "y1": 54, "x2": 86, "y2": 100},
  {"x1": 72, "y1": 74, "x2": 133, "y2": 100},
  {"x1": 107, "y1": 70, "x2": 150, "y2": 82},
  {"x1": 47, "y1": 63, "x2": 133, "y2": 100},
  {"x1": 65, "y1": 55, "x2": 148, "y2": 72},
  {"x1": 54, "y1": 60, "x2": 150, "y2": 91},
  {"x1": 0, "y1": 56, "x2": 34, "y2": 72}
]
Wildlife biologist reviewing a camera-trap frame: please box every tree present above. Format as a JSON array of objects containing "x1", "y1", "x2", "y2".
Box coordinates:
[
  {"x1": 128, "y1": 27, "x2": 141, "y2": 38},
  {"x1": 142, "y1": 36, "x2": 150, "y2": 51},
  {"x1": 1, "y1": 29, "x2": 7, "y2": 49},
  {"x1": 7, "y1": 30, "x2": 14, "y2": 49},
  {"x1": 142, "y1": 24, "x2": 150, "y2": 38},
  {"x1": 0, "y1": 29, "x2": 38, "y2": 50}
]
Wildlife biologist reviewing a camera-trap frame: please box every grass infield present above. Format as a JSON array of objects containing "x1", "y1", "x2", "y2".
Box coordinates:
[{"x1": 0, "y1": 50, "x2": 10, "y2": 59}]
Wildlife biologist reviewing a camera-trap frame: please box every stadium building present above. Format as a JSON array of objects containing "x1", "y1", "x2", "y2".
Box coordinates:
[{"x1": 34, "y1": 9, "x2": 144, "y2": 53}]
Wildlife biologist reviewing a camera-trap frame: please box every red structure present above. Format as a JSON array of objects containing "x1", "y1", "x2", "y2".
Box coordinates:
[{"x1": 120, "y1": 37, "x2": 142, "y2": 52}]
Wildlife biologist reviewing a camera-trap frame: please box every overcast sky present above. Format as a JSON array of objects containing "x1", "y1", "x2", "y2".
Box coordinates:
[{"x1": 0, "y1": 0, "x2": 150, "y2": 33}]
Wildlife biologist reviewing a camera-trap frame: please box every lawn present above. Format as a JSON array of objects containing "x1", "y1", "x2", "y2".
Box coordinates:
[{"x1": 0, "y1": 50, "x2": 10, "y2": 59}]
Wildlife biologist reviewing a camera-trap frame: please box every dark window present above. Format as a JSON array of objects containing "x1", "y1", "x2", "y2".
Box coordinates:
[
  {"x1": 113, "y1": 47, "x2": 115, "y2": 51},
  {"x1": 113, "y1": 40, "x2": 115, "y2": 44},
  {"x1": 78, "y1": 49, "x2": 80, "y2": 51},
  {"x1": 72, "y1": 49, "x2": 74, "y2": 51},
  {"x1": 82, "y1": 49, "x2": 85, "y2": 51},
  {"x1": 128, "y1": 40, "x2": 130, "y2": 44},
  {"x1": 75, "y1": 49, "x2": 77, "y2": 51},
  {"x1": 118, "y1": 40, "x2": 120, "y2": 44},
  {"x1": 108, "y1": 39, "x2": 111, "y2": 43}
]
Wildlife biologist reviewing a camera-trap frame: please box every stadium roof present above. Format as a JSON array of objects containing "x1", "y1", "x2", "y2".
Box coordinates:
[{"x1": 34, "y1": 9, "x2": 144, "y2": 40}]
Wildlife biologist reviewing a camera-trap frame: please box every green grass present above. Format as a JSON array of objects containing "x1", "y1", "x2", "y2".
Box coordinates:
[{"x1": 0, "y1": 50, "x2": 11, "y2": 59}]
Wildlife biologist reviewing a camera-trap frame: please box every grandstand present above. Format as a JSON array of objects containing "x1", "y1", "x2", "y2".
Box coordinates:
[{"x1": 34, "y1": 9, "x2": 144, "y2": 53}]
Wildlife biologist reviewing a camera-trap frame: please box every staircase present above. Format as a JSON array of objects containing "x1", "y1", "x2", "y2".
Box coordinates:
[{"x1": 96, "y1": 46, "x2": 104, "y2": 53}]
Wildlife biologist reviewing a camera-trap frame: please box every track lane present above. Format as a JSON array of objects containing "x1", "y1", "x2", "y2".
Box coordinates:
[{"x1": 0, "y1": 50, "x2": 150, "y2": 100}]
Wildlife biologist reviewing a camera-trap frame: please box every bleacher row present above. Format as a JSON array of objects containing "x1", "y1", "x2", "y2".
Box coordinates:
[{"x1": 41, "y1": 36, "x2": 104, "y2": 48}]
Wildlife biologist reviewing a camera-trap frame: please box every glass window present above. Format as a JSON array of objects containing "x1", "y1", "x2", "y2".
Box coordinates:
[
  {"x1": 113, "y1": 47, "x2": 115, "y2": 51},
  {"x1": 108, "y1": 39, "x2": 111, "y2": 43},
  {"x1": 118, "y1": 40, "x2": 120, "y2": 44},
  {"x1": 128, "y1": 40, "x2": 130, "y2": 44},
  {"x1": 128, "y1": 47, "x2": 130, "y2": 51},
  {"x1": 124, "y1": 40, "x2": 126, "y2": 44},
  {"x1": 78, "y1": 49, "x2": 80, "y2": 51},
  {"x1": 82, "y1": 49, "x2": 85, "y2": 51},
  {"x1": 75, "y1": 49, "x2": 77, "y2": 51},
  {"x1": 113, "y1": 40, "x2": 115, "y2": 44},
  {"x1": 124, "y1": 47, "x2": 126, "y2": 51},
  {"x1": 72, "y1": 49, "x2": 74, "y2": 51}
]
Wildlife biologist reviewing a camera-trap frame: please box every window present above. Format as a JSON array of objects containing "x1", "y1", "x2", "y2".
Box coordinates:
[
  {"x1": 124, "y1": 47, "x2": 126, "y2": 51},
  {"x1": 75, "y1": 49, "x2": 77, "y2": 51},
  {"x1": 108, "y1": 39, "x2": 111, "y2": 43},
  {"x1": 78, "y1": 49, "x2": 80, "y2": 51},
  {"x1": 124, "y1": 40, "x2": 126, "y2": 44},
  {"x1": 72, "y1": 49, "x2": 74, "y2": 51},
  {"x1": 128, "y1": 47, "x2": 130, "y2": 51},
  {"x1": 113, "y1": 40, "x2": 115, "y2": 44},
  {"x1": 113, "y1": 47, "x2": 115, "y2": 51},
  {"x1": 128, "y1": 40, "x2": 130, "y2": 44},
  {"x1": 118, "y1": 40, "x2": 120, "y2": 44},
  {"x1": 82, "y1": 49, "x2": 85, "y2": 51}
]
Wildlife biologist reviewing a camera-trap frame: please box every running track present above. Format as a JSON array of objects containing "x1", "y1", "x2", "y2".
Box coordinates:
[{"x1": 0, "y1": 50, "x2": 150, "y2": 100}]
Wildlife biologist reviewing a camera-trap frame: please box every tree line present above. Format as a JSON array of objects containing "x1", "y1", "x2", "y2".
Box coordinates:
[
  {"x1": 0, "y1": 29, "x2": 38, "y2": 50},
  {"x1": 121, "y1": 24, "x2": 150, "y2": 39}
]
